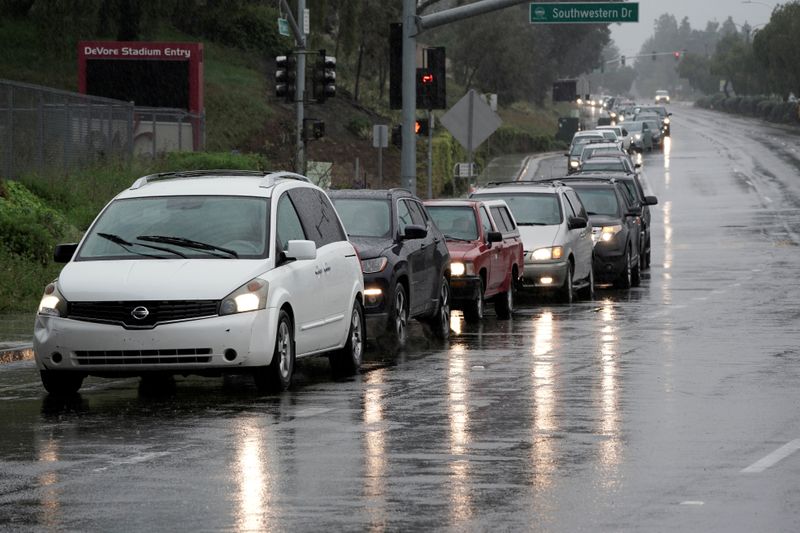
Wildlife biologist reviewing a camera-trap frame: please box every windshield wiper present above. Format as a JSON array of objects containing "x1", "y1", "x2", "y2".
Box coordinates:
[
  {"x1": 97, "y1": 232, "x2": 186, "y2": 258},
  {"x1": 136, "y1": 235, "x2": 238, "y2": 258},
  {"x1": 445, "y1": 236, "x2": 474, "y2": 242},
  {"x1": 517, "y1": 222, "x2": 549, "y2": 226},
  {"x1": 586, "y1": 211, "x2": 600, "y2": 216}
]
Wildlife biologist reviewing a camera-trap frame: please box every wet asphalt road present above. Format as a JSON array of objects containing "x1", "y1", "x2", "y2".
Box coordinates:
[{"x1": 2, "y1": 105, "x2": 800, "y2": 531}]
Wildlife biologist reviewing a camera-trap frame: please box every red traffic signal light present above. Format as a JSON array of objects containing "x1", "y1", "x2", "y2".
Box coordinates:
[
  {"x1": 673, "y1": 51, "x2": 681, "y2": 60},
  {"x1": 415, "y1": 119, "x2": 429, "y2": 136},
  {"x1": 421, "y1": 73, "x2": 434, "y2": 85}
]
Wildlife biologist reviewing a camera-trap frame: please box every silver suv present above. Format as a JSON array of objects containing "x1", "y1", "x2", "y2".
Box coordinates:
[{"x1": 470, "y1": 181, "x2": 594, "y2": 302}]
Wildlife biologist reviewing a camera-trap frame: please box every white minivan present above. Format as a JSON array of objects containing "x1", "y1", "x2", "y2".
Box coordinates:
[{"x1": 34, "y1": 170, "x2": 365, "y2": 394}]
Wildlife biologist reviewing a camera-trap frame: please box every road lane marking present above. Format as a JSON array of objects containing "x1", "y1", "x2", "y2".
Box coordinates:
[
  {"x1": 680, "y1": 501, "x2": 704, "y2": 506},
  {"x1": 741, "y1": 439, "x2": 800, "y2": 473}
]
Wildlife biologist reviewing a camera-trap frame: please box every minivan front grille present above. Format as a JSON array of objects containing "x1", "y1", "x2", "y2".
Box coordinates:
[
  {"x1": 74, "y1": 348, "x2": 213, "y2": 366},
  {"x1": 68, "y1": 300, "x2": 218, "y2": 329}
]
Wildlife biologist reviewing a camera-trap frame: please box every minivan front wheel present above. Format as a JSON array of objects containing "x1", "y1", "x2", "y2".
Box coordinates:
[
  {"x1": 254, "y1": 309, "x2": 295, "y2": 392},
  {"x1": 40, "y1": 371, "x2": 84, "y2": 395},
  {"x1": 330, "y1": 300, "x2": 364, "y2": 376}
]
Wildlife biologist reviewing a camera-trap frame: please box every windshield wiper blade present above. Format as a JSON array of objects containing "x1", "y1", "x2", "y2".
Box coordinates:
[
  {"x1": 97, "y1": 232, "x2": 186, "y2": 258},
  {"x1": 445, "y1": 236, "x2": 473, "y2": 242},
  {"x1": 136, "y1": 235, "x2": 238, "y2": 258},
  {"x1": 517, "y1": 222, "x2": 549, "y2": 226}
]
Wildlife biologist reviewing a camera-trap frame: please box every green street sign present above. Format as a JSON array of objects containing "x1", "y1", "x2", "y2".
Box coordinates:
[
  {"x1": 278, "y1": 17, "x2": 290, "y2": 37},
  {"x1": 530, "y1": 2, "x2": 639, "y2": 24}
]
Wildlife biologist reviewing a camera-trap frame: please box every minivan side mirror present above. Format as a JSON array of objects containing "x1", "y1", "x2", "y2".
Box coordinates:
[
  {"x1": 644, "y1": 195, "x2": 658, "y2": 206},
  {"x1": 487, "y1": 231, "x2": 502, "y2": 243},
  {"x1": 402, "y1": 224, "x2": 427, "y2": 240},
  {"x1": 285, "y1": 240, "x2": 317, "y2": 261},
  {"x1": 634, "y1": 163, "x2": 642, "y2": 169},
  {"x1": 54, "y1": 243, "x2": 78, "y2": 263},
  {"x1": 567, "y1": 216, "x2": 587, "y2": 230}
]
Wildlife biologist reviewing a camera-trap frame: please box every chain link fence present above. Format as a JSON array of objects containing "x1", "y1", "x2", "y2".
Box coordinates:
[{"x1": 0, "y1": 79, "x2": 205, "y2": 180}]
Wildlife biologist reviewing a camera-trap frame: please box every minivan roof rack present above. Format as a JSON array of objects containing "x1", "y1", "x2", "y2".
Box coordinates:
[{"x1": 130, "y1": 169, "x2": 310, "y2": 190}]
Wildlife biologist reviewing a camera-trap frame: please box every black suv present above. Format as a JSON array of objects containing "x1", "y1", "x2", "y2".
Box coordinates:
[
  {"x1": 555, "y1": 172, "x2": 657, "y2": 269},
  {"x1": 329, "y1": 189, "x2": 451, "y2": 345},
  {"x1": 563, "y1": 180, "x2": 643, "y2": 289}
]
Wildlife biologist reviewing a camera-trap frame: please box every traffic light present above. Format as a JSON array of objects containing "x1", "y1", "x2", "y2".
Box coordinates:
[
  {"x1": 620, "y1": 55, "x2": 626, "y2": 67},
  {"x1": 313, "y1": 50, "x2": 336, "y2": 102},
  {"x1": 391, "y1": 124, "x2": 402, "y2": 148},
  {"x1": 427, "y1": 47, "x2": 447, "y2": 109},
  {"x1": 275, "y1": 53, "x2": 296, "y2": 102},
  {"x1": 389, "y1": 23, "x2": 402, "y2": 109},
  {"x1": 673, "y1": 51, "x2": 681, "y2": 61},
  {"x1": 275, "y1": 53, "x2": 295, "y2": 102},
  {"x1": 302, "y1": 118, "x2": 325, "y2": 141},
  {"x1": 416, "y1": 68, "x2": 435, "y2": 109},
  {"x1": 415, "y1": 119, "x2": 429, "y2": 136}
]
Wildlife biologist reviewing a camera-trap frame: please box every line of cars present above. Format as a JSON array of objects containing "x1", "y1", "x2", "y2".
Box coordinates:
[
  {"x1": 33, "y1": 107, "x2": 667, "y2": 396},
  {"x1": 33, "y1": 171, "x2": 528, "y2": 396}
]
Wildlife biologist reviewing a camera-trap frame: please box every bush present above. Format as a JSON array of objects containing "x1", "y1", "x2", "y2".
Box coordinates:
[{"x1": 345, "y1": 117, "x2": 372, "y2": 140}]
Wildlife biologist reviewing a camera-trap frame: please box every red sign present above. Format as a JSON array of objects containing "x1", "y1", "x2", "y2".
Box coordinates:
[{"x1": 78, "y1": 41, "x2": 203, "y2": 113}]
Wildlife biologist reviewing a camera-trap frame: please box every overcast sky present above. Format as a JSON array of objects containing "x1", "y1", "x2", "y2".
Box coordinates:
[{"x1": 609, "y1": 0, "x2": 780, "y2": 55}]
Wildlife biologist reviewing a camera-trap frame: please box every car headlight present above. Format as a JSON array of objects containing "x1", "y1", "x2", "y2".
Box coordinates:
[
  {"x1": 531, "y1": 246, "x2": 564, "y2": 261},
  {"x1": 220, "y1": 278, "x2": 269, "y2": 315},
  {"x1": 38, "y1": 281, "x2": 68, "y2": 317},
  {"x1": 451, "y1": 262, "x2": 474, "y2": 276},
  {"x1": 618, "y1": 115, "x2": 625, "y2": 122},
  {"x1": 570, "y1": 160, "x2": 580, "y2": 168},
  {"x1": 634, "y1": 133, "x2": 641, "y2": 140},
  {"x1": 663, "y1": 117, "x2": 670, "y2": 124},
  {"x1": 360, "y1": 257, "x2": 388, "y2": 274},
  {"x1": 592, "y1": 225, "x2": 623, "y2": 244}
]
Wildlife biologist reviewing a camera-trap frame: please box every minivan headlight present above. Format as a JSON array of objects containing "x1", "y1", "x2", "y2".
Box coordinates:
[
  {"x1": 592, "y1": 225, "x2": 623, "y2": 244},
  {"x1": 361, "y1": 257, "x2": 388, "y2": 274},
  {"x1": 38, "y1": 281, "x2": 68, "y2": 317},
  {"x1": 531, "y1": 246, "x2": 563, "y2": 261},
  {"x1": 220, "y1": 278, "x2": 269, "y2": 315}
]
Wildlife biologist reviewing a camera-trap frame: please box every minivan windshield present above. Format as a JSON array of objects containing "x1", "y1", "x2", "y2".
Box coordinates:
[
  {"x1": 78, "y1": 195, "x2": 269, "y2": 260},
  {"x1": 426, "y1": 206, "x2": 478, "y2": 241},
  {"x1": 471, "y1": 193, "x2": 562, "y2": 225},
  {"x1": 331, "y1": 198, "x2": 392, "y2": 238}
]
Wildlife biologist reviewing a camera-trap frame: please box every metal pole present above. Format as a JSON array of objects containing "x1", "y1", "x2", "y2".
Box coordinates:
[
  {"x1": 295, "y1": 0, "x2": 306, "y2": 175},
  {"x1": 151, "y1": 111, "x2": 157, "y2": 157},
  {"x1": 426, "y1": 110, "x2": 433, "y2": 199},
  {"x1": 378, "y1": 145, "x2": 383, "y2": 188},
  {"x1": 401, "y1": 0, "x2": 417, "y2": 193},
  {"x1": 37, "y1": 92, "x2": 44, "y2": 170},
  {"x1": 467, "y1": 90, "x2": 475, "y2": 193}
]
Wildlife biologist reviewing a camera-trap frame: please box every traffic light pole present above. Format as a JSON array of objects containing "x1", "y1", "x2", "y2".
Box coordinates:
[
  {"x1": 295, "y1": 0, "x2": 306, "y2": 175},
  {"x1": 401, "y1": 0, "x2": 529, "y2": 194}
]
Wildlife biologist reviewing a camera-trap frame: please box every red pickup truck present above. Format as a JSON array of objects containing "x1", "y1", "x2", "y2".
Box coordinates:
[{"x1": 425, "y1": 199, "x2": 524, "y2": 322}]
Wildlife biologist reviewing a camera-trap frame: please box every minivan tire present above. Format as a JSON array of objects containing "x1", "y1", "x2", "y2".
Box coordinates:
[
  {"x1": 330, "y1": 300, "x2": 364, "y2": 376},
  {"x1": 40, "y1": 370, "x2": 84, "y2": 395},
  {"x1": 254, "y1": 309, "x2": 295, "y2": 392}
]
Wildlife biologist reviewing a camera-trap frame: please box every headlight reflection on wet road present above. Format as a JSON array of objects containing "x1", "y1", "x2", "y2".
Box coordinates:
[
  {"x1": 531, "y1": 311, "x2": 557, "y2": 489},
  {"x1": 597, "y1": 299, "x2": 622, "y2": 482},
  {"x1": 236, "y1": 419, "x2": 274, "y2": 532},
  {"x1": 447, "y1": 342, "x2": 473, "y2": 523},
  {"x1": 363, "y1": 368, "x2": 388, "y2": 531},
  {"x1": 37, "y1": 437, "x2": 61, "y2": 529}
]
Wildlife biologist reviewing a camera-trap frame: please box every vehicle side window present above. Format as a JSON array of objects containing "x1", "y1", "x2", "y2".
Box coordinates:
[
  {"x1": 406, "y1": 200, "x2": 427, "y2": 226},
  {"x1": 490, "y1": 206, "x2": 509, "y2": 232},
  {"x1": 397, "y1": 199, "x2": 413, "y2": 234},
  {"x1": 622, "y1": 181, "x2": 640, "y2": 203},
  {"x1": 479, "y1": 207, "x2": 494, "y2": 234},
  {"x1": 276, "y1": 194, "x2": 306, "y2": 252},
  {"x1": 566, "y1": 190, "x2": 588, "y2": 219},
  {"x1": 499, "y1": 207, "x2": 516, "y2": 232},
  {"x1": 287, "y1": 187, "x2": 347, "y2": 247},
  {"x1": 562, "y1": 194, "x2": 578, "y2": 218}
]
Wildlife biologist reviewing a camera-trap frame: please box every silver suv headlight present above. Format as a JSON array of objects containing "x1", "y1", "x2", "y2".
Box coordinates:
[
  {"x1": 220, "y1": 278, "x2": 269, "y2": 315},
  {"x1": 592, "y1": 225, "x2": 623, "y2": 244},
  {"x1": 38, "y1": 281, "x2": 68, "y2": 317}
]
